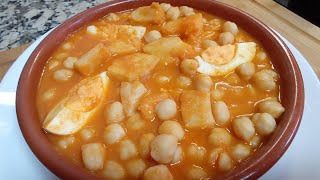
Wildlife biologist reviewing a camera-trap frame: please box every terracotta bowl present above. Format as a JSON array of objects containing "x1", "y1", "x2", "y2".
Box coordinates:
[{"x1": 16, "y1": 0, "x2": 304, "y2": 179}]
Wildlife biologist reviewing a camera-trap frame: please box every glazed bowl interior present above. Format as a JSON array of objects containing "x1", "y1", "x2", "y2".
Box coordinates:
[{"x1": 16, "y1": 0, "x2": 304, "y2": 179}]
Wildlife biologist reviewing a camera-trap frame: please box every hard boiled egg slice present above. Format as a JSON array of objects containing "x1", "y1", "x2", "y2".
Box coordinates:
[
  {"x1": 196, "y1": 42, "x2": 256, "y2": 76},
  {"x1": 43, "y1": 72, "x2": 110, "y2": 135}
]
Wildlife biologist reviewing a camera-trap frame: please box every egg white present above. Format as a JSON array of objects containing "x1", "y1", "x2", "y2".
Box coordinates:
[
  {"x1": 196, "y1": 42, "x2": 256, "y2": 76},
  {"x1": 43, "y1": 72, "x2": 110, "y2": 135}
]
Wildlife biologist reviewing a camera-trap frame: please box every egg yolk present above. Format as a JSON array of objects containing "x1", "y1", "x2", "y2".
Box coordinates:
[{"x1": 201, "y1": 44, "x2": 235, "y2": 65}]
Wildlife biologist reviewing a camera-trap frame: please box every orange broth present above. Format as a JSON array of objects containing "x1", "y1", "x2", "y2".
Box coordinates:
[{"x1": 37, "y1": 7, "x2": 280, "y2": 179}]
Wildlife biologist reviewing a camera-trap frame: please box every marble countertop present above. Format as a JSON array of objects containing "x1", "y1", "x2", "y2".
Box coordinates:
[{"x1": 0, "y1": 0, "x2": 112, "y2": 51}]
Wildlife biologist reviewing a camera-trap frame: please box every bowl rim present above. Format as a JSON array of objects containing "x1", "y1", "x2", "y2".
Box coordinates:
[{"x1": 16, "y1": 0, "x2": 304, "y2": 179}]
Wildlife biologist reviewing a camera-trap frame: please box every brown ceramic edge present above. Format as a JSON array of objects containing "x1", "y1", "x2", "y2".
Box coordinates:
[{"x1": 15, "y1": 0, "x2": 305, "y2": 179}]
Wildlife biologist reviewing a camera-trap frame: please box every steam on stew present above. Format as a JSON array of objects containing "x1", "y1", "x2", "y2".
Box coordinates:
[{"x1": 37, "y1": 2, "x2": 285, "y2": 179}]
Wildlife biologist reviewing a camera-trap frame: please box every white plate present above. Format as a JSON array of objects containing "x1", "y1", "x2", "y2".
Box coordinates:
[{"x1": 0, "y1": 31, "x2": 319, "y2": 179}]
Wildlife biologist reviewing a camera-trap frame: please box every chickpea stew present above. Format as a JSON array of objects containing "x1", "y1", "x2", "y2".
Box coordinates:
[{"x1": 37, "y1": 2, "x2": 285, "y2": 179}]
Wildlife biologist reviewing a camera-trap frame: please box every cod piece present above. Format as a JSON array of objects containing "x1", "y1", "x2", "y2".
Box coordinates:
[
  {"x1": 130, "y1": 2, "x2": 166, "y2": 24},
  {"x1": 162, "y1": 13, "x2": 203, "y2": 37},
  {"x1": 105, "y1": 40, "x2": 140, "y2": 55},
  {"x1": 74, "y1": 43, "x2": 110, "y2": 76},
  {"x1": 101, "y1": 24, "x2": 146, "y2": 55},
  {"x1": 143, "y1": 37, "x2": 197, "y2": 62},
  {"x1": 120, "y1": 81, "x2": 147, "y2": 116},
  {"x1": 100, "y1": 24, "x2": 146, "y2": 40},
  {"x1": 108, "y1": 53, "x2": 159, "y2": 82},
  {"x1": 180, "y1": 90, "x2": 215, "y2": 129}
]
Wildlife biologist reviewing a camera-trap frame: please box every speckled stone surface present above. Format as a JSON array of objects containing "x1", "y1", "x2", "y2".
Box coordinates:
[{"x1": 0, "y1": 0, "x2": 112, "y2": 51}]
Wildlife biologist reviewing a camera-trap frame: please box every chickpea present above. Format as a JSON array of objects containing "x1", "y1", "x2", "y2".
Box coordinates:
[
  {"x1": 150, "y1": 134, "x2": 178, "y2": 164},
  {"x1": 160, "y1": 3, "x2": 171, "y2": 12},
  {"x1": 252, "y1": 113, "x2": 277, "y2": 136},
  {"x1": 80, "y1": 128, "x2": 94, "y2": 141},
  {"x1": 87, "y1": 25, "x2": 97, "y2": 35},
  {"x1": 194, "y1": 74, "x2": 213, "y2": 91},
  {"x1": 208, "y1": 128, "x2": 233, "y2": 147},
  {"x1": 103, "y1": 123, "x2": 126, "y2": 144},
  {"x1": 222, "y1": 21, "x2": 239, "y2": 35},
  {"x1": 119, "y1": 139, "x2": 138, "y2": 160},
  {"x1": 42, "y1": 88, "x2": 55, "y2": 101},
  {"x1": 260, "y1": 69, "x2": 279, "y2": 80},
  {"x1": 249, "y1": 135, "x2": 262, "y2": 148},
  {"x1": 236, "y1": 62, "x2": 255, "y2": 80},
  {"x1": 166, "y1": 7, "x2": 180, "y2": 20},
  {"x1": 202, "y1": 40, "x2": 218, "y2": 49},
  {"x1": 139, "y1": 133, "x2": 155, "y2": 158},
  {"x1": 180, "y1": 6, "x2": 195, "y2": 16},
  {"x1": 230, "y1": 144, "x2": 251, "y2": 161},
  {"x1": 155, "y1": 99, "x2": 177, "y2": 120},
  {"x1": 106, "y1": 13, "x2": 119, "y2": 21},
  {"x1": 218, "y1": 152, "x2": 234, "y2": 172},
  {"x1": 143, "y1": 165, "x2": 173, "y2": 180},
  {"x1": 176, "y1": 75, "x2": 192, "y2": 89},
  {"x1": 57, "y1": 136, "x2": 75, "y2": 149},
  {"x1": 251, "y1": 70, "x2": 276, "y2": 91},
  {"x1": 53, "y1": 69, "x2": 73, "y2": 82},
  {"x1": 256, "y1": 100, "x2": 285, "y2": 118},
  {"x1": 103, "y1": 161, "x2": 125, "y2": 179},
  {"x1": 63, "y1": 57, "x2": 77, "y2": 69},
  {"x1": 218, "y1": 32, "x2": 235, "y2": 45},
  {"x1": 172, "y1": 146, "x2": 182, "y2": 164},
  {"x1": 208, "y1": 147, "x2": 224, "y2": 165},
  {"x1": 256, "y1": 51, "x2": 267, "y2": 62},
  {"x1": 158, "y1": 120, "x2": 185, "y2": 141},
  {"x1": 126, "y1": 113, "x2": 145, "y2": 130},
  {"x1": 186, "y1": 166, "x2": 208, "y2": 180},
  {"x1": 268, "y1": 97, "x2": 280, "y2": 102},
  {"x1": 187, "y1": 144, "x2": 206, "y2": 162},
  {"x1": 144, "y1": 30, "x2": 162, "y2": 43},
  {"x1": 81, "y1": 143, "x2": 106, "y2": 171},
  {"x1": 210, "y1": 89, "x2": 224, "y2": 101},
  {"x1": 232, "y1": 117, "x2": 255, "y2": 141},
  {"x1": 126, "y1": 159, "x2": 146, "y2": 178},
  {"x1": 104, "y1": 101, "x2": 125, "y2": 124},
  {"x1": 212, "y1": 101, "x2": 230, "y2": 126},
  {"x1": 180, "y1": 59, "x2": 199, "y2": 76}
]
